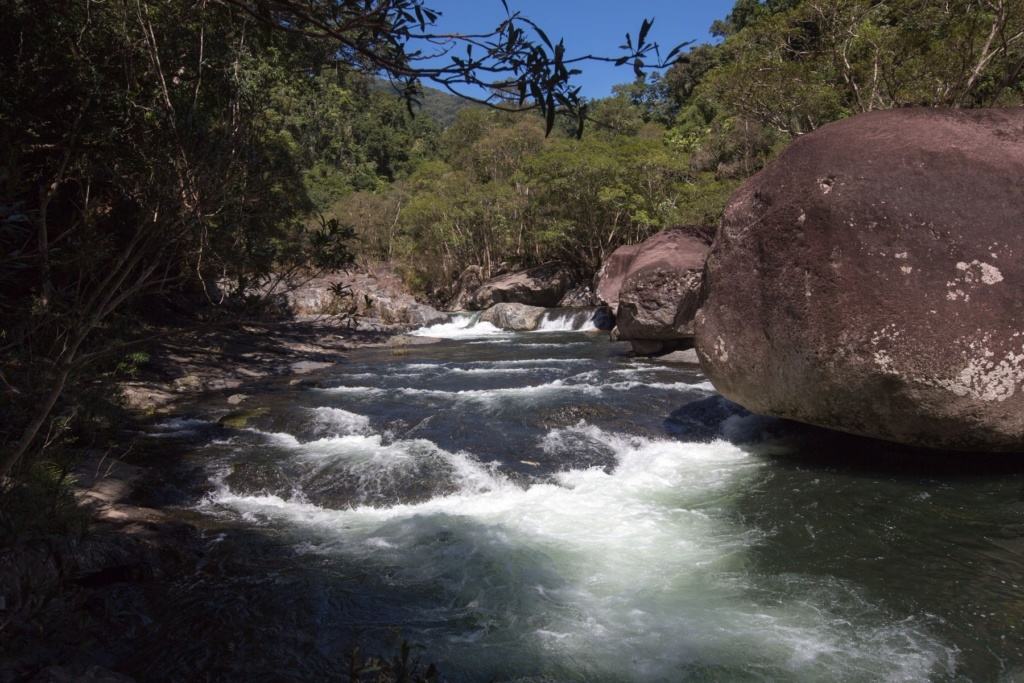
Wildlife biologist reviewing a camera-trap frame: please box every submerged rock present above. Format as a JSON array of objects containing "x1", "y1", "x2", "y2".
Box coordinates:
[
  {"x1": 658, "y1": 348, "x2": 700, "y2": 364},
  {"x1": 697, "y1": 108, "x2": 1024, "y2": 451},
  {"x1": 218, "y1": 408, "x2": 269, "y2": 429},
  {"x1": 387, "y1": 334, "x2": 444, "y2": 346},
  {"x1": 469, "y1": 264, "x2": 573, "y2": 309},
  {"x1": 480, "y1": 302, "x2": 547, "y2": 331}
]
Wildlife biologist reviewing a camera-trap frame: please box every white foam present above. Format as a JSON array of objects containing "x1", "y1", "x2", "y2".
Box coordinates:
[
  {"x1": 410, "y1": 313, "x2": 507, "y2": 339},
  {"x1": 443, "y1": 367, "x2": 564, "y2": 376},
  {"x1": 342, "y1": 371, "x2": 425, "y2": 380},
  {"x1": 320, "y1": 376, "x2": 715, "y2": 406},
  {"x1": 209, "y1": 424, "x2": 953, "y2": 679},
  {"x1": 211, "y1": 432, "x2": 505, "y2": 507},
  {"x1": 245, "y1": 428, "x2": 301, "y2": 448},
  {"x1": 320, "y1": 379, "x2": 594, "y2": 402},
  {"x1": 534, "y1": 310, "x2": 600, "y2": 332},
  {"x1": 466, "y1": 341, "x2": 590, "y2": 347},
  {"x1": 403, "y1": 358, "x2": 585, "y2": 369},
  {"x1": 603, "y1": 379, "x2": 715, "y2": 393},
  {"x1": 312, "y1": 407, "x2": 371, "y2": 436}
]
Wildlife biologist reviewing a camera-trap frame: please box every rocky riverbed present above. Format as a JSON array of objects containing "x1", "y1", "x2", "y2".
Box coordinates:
[{"x1": 8, "y1": 319, "x2": 1024, "y2": 681}]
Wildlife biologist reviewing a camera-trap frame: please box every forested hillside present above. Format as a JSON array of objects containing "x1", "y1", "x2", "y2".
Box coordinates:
[
  {"x1": 331, "y1": 0, "x2": 1024, "y2": 299},
  {"x1": 373, "y1": 80, "x2": 478, "y2": 128}
]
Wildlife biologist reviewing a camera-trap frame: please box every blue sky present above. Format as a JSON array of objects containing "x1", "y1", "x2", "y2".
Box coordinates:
[{"x1": 415, "y1": 1, "x2": 735, "y2": 99}]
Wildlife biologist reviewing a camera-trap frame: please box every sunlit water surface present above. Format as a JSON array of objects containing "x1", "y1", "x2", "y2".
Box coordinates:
[{"x1": 139, "y1": 318, "x2": 1024, "y2": 682}]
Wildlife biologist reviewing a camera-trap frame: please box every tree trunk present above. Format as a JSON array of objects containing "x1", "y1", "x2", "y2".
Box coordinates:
[{"x1": 2, "y1": 361, "x2": 72, "y2": 478}]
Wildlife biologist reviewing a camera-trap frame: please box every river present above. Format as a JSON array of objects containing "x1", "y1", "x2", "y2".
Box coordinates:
[{"x1": 137, "y1": 312, "x2": 1024, "y2": 681}]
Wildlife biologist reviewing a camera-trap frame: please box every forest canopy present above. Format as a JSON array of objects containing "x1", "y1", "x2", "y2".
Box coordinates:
[{"x1": 335, "y1": 0, "x2": 1024, "y2": 297}]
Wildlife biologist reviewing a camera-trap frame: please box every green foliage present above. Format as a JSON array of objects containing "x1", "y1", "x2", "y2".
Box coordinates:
[
  {"x1": 521, "y1": 134, "x2": 691, "y2": 270},
  {"x1": 0, "y1": 458, "x2": 90, "y2": 545},
  {"x1": 115, "y1": 352, "x2": 151, "y2": 380},
  {"x1": 329, "y1": 0, "x2": 1024, "y2": 304},
  {"x1": 307, "y1": 218, "x2": 356, "y2": 272},
  {"x1": 676, "y1": 0, "x2": 1024, "y2": 141},
  {"x1": 335, "y1": 105, "x2": 715, "y2": 296}
]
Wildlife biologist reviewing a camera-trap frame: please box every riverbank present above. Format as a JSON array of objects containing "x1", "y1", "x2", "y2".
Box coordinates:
[
  {"x1": 0, "y1": 314, "x2": 442, "y2": 681},
  {"x1": 118, "y1": 315, "x2": 438, "y2": 413}
]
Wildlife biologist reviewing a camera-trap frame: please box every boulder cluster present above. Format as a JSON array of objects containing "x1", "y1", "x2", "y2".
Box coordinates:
[{"x1": 583, "y1": 107, "x2": 1024, "y2": 452}]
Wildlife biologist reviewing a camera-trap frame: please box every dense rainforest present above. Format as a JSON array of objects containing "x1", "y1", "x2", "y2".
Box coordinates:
[
  {"x1": 332, "y1": 0, "x2": 1024, "y2": 296},
  {"x1": 2, "y1": 0, "x2": 1023, "y2": 501}
]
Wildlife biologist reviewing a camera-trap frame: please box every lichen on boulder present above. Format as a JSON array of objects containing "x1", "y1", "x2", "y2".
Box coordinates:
[{"x1": 697, "y1": 108, "x2": 1024, "y2": 451}]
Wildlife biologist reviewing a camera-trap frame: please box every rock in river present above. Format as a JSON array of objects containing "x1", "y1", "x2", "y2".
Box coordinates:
[
  {"x1": 616, "y1": 227, "x2": 713, "y2": 346},
  {"x1": 594, "y1": 243, "x2": 642, "y2": 315},
  {"x1": 469, "y1": 264, "x2": 573, "y2": 309},
  {"x1": 558, "y1": 284, "x2": 599, "y2": 308},
  {"x1": 696, "y1": 108, "x2": 1024, "y2": 451},
  {"x1": 286, "y1": 264, "x2": 448, "y2": 327},
  {"x1": 449, "y1": 264, "x2": 486, "y2": 311},
  {"x1": 480, "y1": 302, "x2": 547, "y2": 331}
]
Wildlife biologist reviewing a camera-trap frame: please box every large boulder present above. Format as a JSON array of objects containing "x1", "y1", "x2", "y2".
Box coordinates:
[
  {"x1": 696, "y1": 108, "x2": 1024, "y2": 451},
  {"x1": 448, "y1": 265, "x2": 486, "y2": 311},
  {"x1": 285, "y1": 276, "x2": 340, "y2": 315},
  {"x1": 469, "y1": 264, "x2": 572, "y2": 309},
  {"x1": 480, "y1": 302, "x2": 547, "y2": 331},
  {"x1": 594, "y1": 243, "x2": 642, "y2": 314},
  {"x1": 558, "y1": 284, "x2": 599, "y2": 308},
  {"x1": 616, "y1": 227, "x2": 713, "y2": 343},
  {"x1": 403, "y1": 303, "x2": 450, "y2": 327},
  {"x1": 285, "y1": 265, "x2": 448, "y2": 327}
]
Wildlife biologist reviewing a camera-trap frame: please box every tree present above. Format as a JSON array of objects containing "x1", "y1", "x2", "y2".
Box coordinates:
[
  {"x1": 218, "y1": 0, "x2": 686, "y2": 134},
  {"x1": 521, "y1": 135, "x2": 693, "y2": 273},
  {"x1": 0, "y1": 0, "x2": 683, "y2": 478}
]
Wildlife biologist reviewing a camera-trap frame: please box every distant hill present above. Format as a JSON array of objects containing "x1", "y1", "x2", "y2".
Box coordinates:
[{"x1": 373, "y1": 80, "x2": 478, "y2": 128}]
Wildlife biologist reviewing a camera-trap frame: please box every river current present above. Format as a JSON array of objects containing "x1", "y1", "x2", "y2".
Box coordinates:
[{"x1": 140, "y1": 313, "x2": 1024, "y2": 681}]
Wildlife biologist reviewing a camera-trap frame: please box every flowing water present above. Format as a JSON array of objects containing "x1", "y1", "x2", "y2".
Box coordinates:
[{"x1": 138, "y1": 311, "x2": 1024, "y2": 682}]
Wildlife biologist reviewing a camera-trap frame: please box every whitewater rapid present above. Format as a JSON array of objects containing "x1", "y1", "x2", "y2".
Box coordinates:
[
  {"x1": 201, "y1": 416, "x2": 952, "y2": 681},
  {"x1": 411, "y1": 308, "x2": 602, "y2": 339},
  {"x1": 143, "y1": 324, "x2": 967, "y2": 682}
]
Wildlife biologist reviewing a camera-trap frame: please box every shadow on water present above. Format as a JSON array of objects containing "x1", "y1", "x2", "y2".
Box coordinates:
[
  {"x1": 665, "y1": 397, "x2": 1024, "y2": 680},
  {"x1": 103, "y1": 333, "x2": 1024, "y2": 682},
  {"x1": 110, "y1": 515, "x2": 578, "y2": 683},
  {"x1": 665, "y1": 395, "x2": 1024, "y2": 478}
]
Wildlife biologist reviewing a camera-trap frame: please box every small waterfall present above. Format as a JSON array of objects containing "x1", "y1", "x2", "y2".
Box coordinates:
[
  {"x1": 410, "y1": 311, "x2": 504, "y2": 338},
  {"x1": 535, "y1": 307, "x2": 602, "y2": 332}
]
